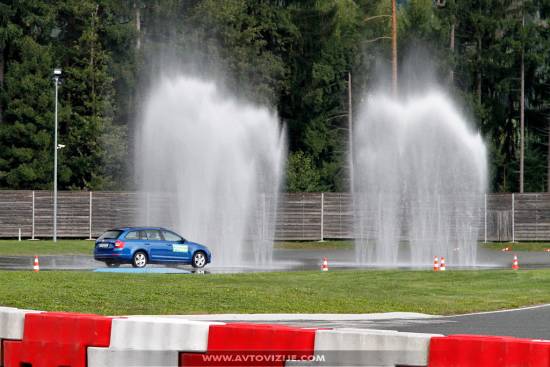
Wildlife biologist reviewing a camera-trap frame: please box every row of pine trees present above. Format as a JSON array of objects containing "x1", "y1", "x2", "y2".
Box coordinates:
[{"x1": 0, "y1": 0, "x2": 549, "y2": 192}]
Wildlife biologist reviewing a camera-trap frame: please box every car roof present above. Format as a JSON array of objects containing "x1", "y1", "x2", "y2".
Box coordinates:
[{"x1": 109, "y1": 227, "x2": 171, "y2": 232}]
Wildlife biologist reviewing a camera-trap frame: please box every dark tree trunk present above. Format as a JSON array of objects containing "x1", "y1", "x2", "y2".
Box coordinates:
[
  {"x1": 548, "y1": 120, "x2": 550, "y2": 192},
  {"x1": 135, "y1": 1, "x2": 141, "y2": 50},
  {"x1": 477, "y1": 36, "x2": 482, "y2": 105},
  {"x1": 449, "y1": 21, "x2": 455, "y2": 82},
  {"x1": 0, "y1": 46, "x2": 4, "y2": 123}
]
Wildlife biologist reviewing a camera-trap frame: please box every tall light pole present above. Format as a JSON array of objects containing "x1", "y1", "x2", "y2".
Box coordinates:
[
  {"x1": 391, "y1": 0, "x2": 398, "y2": 96},
  {"x1": 53, "y1": 68, "x2": 61, "y2": 242},
  {"x1": 348, "y1": 72, "x2": 353, "y2": 193}
]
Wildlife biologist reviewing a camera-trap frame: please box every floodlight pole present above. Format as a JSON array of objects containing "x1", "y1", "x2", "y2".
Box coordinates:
[
  {"x1": 348, "y1": 72, "x2": 353, "y2": 192},
  {"x1": 391, "y1": 0, "x2": 398, "y2": 96},
  {"x1": 53, "y1": 69, "x2": 61, "y2": 242}
]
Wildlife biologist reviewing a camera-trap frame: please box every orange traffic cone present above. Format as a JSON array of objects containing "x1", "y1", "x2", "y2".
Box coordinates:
[
  {"x1": 440, "y1": 257, "x2": 446, "y2": 271},
  {"x1": 321, "y1": 257, "x2": 329, "y2": 272},
  {"x1": 512, "y1": 255, "x2": 519, "y2": 270},
  {"x1": 501, "y1": 247, "x2": 510, "y2": 252},
  {"x1": 433, "y1": 256, "x2": 439, "y2": 272},
  {"x1": 33, "y1": 256, "x2": 40, "y2": 272}
]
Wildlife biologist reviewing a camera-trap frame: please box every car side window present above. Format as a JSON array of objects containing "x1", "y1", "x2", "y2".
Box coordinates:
[
  {"x1": 162, "y1": 230, "x2": 183, "y2": 242},
  {"x1": 145, "y1": 230, "x2": 162, "y2": 241},
  {"x1": 125, "y1": 231, "x2": 140, "y2": 240},
  {"x1": 138, "y1": 230, "x2": 147, "y2": 240}
]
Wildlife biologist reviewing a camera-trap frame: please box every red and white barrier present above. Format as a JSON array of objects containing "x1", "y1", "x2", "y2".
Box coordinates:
[
  {"x1": 3, "y1": 312, "x2": 115, "y2": 367},
  {"x1": 87, "y1": 317, "x2": 224, "y2": 366},
  {"x1": 287, "y1": 328, "x2": 441, "y2": 366},
  {"x1": 1, "y1": 308, "x2": 549, "y2": 366},
  {"x1": 181, "y1": 322, "x2": 316, "y2": 366},
  {"x1": 109, "y1": 317, "x2": 221, "y2": 351},
  {"x1": 0, "y1": 307, "x2": 40, "y2": 367},
  {"x1": 429, "y1": 334, "x2": 550, "y2": 367}
]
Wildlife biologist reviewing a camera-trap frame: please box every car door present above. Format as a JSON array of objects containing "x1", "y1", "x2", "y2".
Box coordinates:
[
  {"x1": 124, "y1": 230, "x2": 147, "y2": 252},
  {"x1": 146, "y1": 229, "x2": 172, "y2": 261},
  {"x1": 162, "y1": 230, "x2": 190, "y2": 261}
]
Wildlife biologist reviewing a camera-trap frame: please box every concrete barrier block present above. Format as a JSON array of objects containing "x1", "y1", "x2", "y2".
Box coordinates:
[
  {"x1": 87, "y1": 347, "x2": 179, "y2": 367},
  {"x1": 180, "y1": 323, "x2": 317, "y2": 366},
  {"x1": 293, "y1": 328, "x2": 441, "y2": 366},
  {"x1": 109, "y1": 317, "x2": 224, "y2": 352},
  {"x1": 3, "y1": 312, "x2": 114, "y2": 367},
  {"x1": 0, "y1": 307, "x2": 39, "y2": 340},
  {"x1": 428, "y1": 334, "x2": 550, "y2": 367},
  {"x1": 0, "y1": 307, "x2": 40, "y2": 367}
]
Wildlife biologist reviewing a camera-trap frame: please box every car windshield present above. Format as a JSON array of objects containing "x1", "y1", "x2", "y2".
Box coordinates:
[{"x1": 98, "y1": 230, "x2": 122, "y2": 240}]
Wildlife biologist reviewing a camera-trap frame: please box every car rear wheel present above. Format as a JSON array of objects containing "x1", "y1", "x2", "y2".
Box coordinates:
[
  {"x1": 132, "y1": 251, "x2": 148, "y2": 268},
  {"x1": 106, "y1": 262, "x2": 120, "y2": 268},
  {"x1": 192, "y1": 251, "x2": 207, "y2": 268}
]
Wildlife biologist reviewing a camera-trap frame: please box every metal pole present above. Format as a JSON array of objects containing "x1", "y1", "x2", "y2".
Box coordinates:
[
  {"x1": 89, "y1": 191, "x2": 93, "y2": 240},
  {"x1": 31, "y1": 190, "x2": 35, "y2": 240},
  {"x1": 261, "y1": 193, "x2": 267, "y2": 243},
  {"x1": 348, "y1": 72, "x2": 353, "y2": 193},
  {"x1": 53, "y1": 75, "x2": 59, "y2": 242},
  {"x1": 512, "y1": 193, "x2": 515, "y2": 243},
  {"x1": 320, "y1": 193, "x2": 324, "y2": 242},
  {"x1": 484, "y1": 193, "x2": 487, "y2": 243},
  {"x1": 146, "y1": 192, "x2": 150, "y2": 226},
  {"x1": 391, "y1": 0, "x2": 398, "y2": 96}
]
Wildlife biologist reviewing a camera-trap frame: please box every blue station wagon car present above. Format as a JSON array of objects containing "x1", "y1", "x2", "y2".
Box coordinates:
[{"x1": 93, "y1": 227, "x2": 211, "y2": 268}]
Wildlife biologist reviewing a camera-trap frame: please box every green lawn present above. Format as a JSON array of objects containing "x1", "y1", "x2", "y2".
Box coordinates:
[
  {"x1": 1, "y1": 269, "x2": 550, "y2": 316},
  {"x1": 0, "y1": 240, "x2": 93, "y2": 256},
  {"x1": 1, "y1": 240, "x2": 549, "y2": 256},
  {"x1": 481, "y1": 242, "x2": 550, "y2": 252},
  {"x1": 274, "y1": 240, "x2": 353, "y2": 250}
]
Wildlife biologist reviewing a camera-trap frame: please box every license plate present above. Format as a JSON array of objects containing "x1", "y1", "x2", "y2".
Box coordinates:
[{"x1": 98, "y1": 243, "x2": 109, "y2": 248}]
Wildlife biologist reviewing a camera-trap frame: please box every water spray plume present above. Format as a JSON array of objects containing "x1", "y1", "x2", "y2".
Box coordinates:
[
  {"x1": 136, "y1": 75, "x2": 285, "y2": 266},
  {"x1": 353, "y1": 91, "x2": 487, "y2": 267}
]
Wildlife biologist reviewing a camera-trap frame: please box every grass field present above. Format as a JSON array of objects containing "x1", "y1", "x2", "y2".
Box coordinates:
[
  {"x1": 1, "y1": 269, "x2": 550, "y2": 316},
  {"x1": 274, "y1": 241, "x2": 353, "y2": 250},
  {"x1": 481, "y1": 242, "x2": 550, "y2": 252},
  {"x1": 1, "y1": 240, "x2": 547, "y2": 256},
  {"x1": 0, "y1": 240, "x2": 93, "y2": 255},
  {"x1": 0, "y1": 240, "x2": 353, "y2": 255}
]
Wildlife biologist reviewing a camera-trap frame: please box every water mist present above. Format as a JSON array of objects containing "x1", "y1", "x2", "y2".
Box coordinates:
[
  {"x1": 353, "y1": 92, "x2": 487, "y2": 266},
  {"x1": 136, "y1": 76, "x2": 285, "y2": 266}
]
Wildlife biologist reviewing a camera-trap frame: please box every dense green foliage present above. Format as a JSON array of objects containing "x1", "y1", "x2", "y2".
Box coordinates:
[{"x1": 0, "y1": 0, "x2": 548, "y2": 192}]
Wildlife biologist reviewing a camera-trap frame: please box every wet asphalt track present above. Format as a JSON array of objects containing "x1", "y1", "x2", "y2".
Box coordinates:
[{"x1": 1, "y1": 245, "x2": 550, "y2": 272}]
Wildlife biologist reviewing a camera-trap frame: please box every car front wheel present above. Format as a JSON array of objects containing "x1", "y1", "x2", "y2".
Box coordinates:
[
  {"x1": 132, "y1": 251, "x2": 148, "y2": 268},
  {"x1": 192, "y1": 251, "x2": 207, "y2": 268}
]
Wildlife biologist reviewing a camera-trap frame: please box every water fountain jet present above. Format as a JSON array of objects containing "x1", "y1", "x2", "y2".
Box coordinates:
[
  {"x1": 135, "y1": 75, "x2": 285, "y2": 267},
  {"x1": 353, "y1": 91, "x2": 487, "y2": 267}
]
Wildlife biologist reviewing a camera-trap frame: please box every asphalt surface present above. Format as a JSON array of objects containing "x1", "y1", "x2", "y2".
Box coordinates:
[
  {"x1": 179, "y1": 305, "x2": 550, "y2": 339},
  {"x1": 379, "y1": 304, "x2": 550, "y2": 339},
  {"x1": 1, "y1": 244, "x2": 550, "y2": 272},
  {"x1": 287, "y1": 305, "x2": 550, "y2": 339}
]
